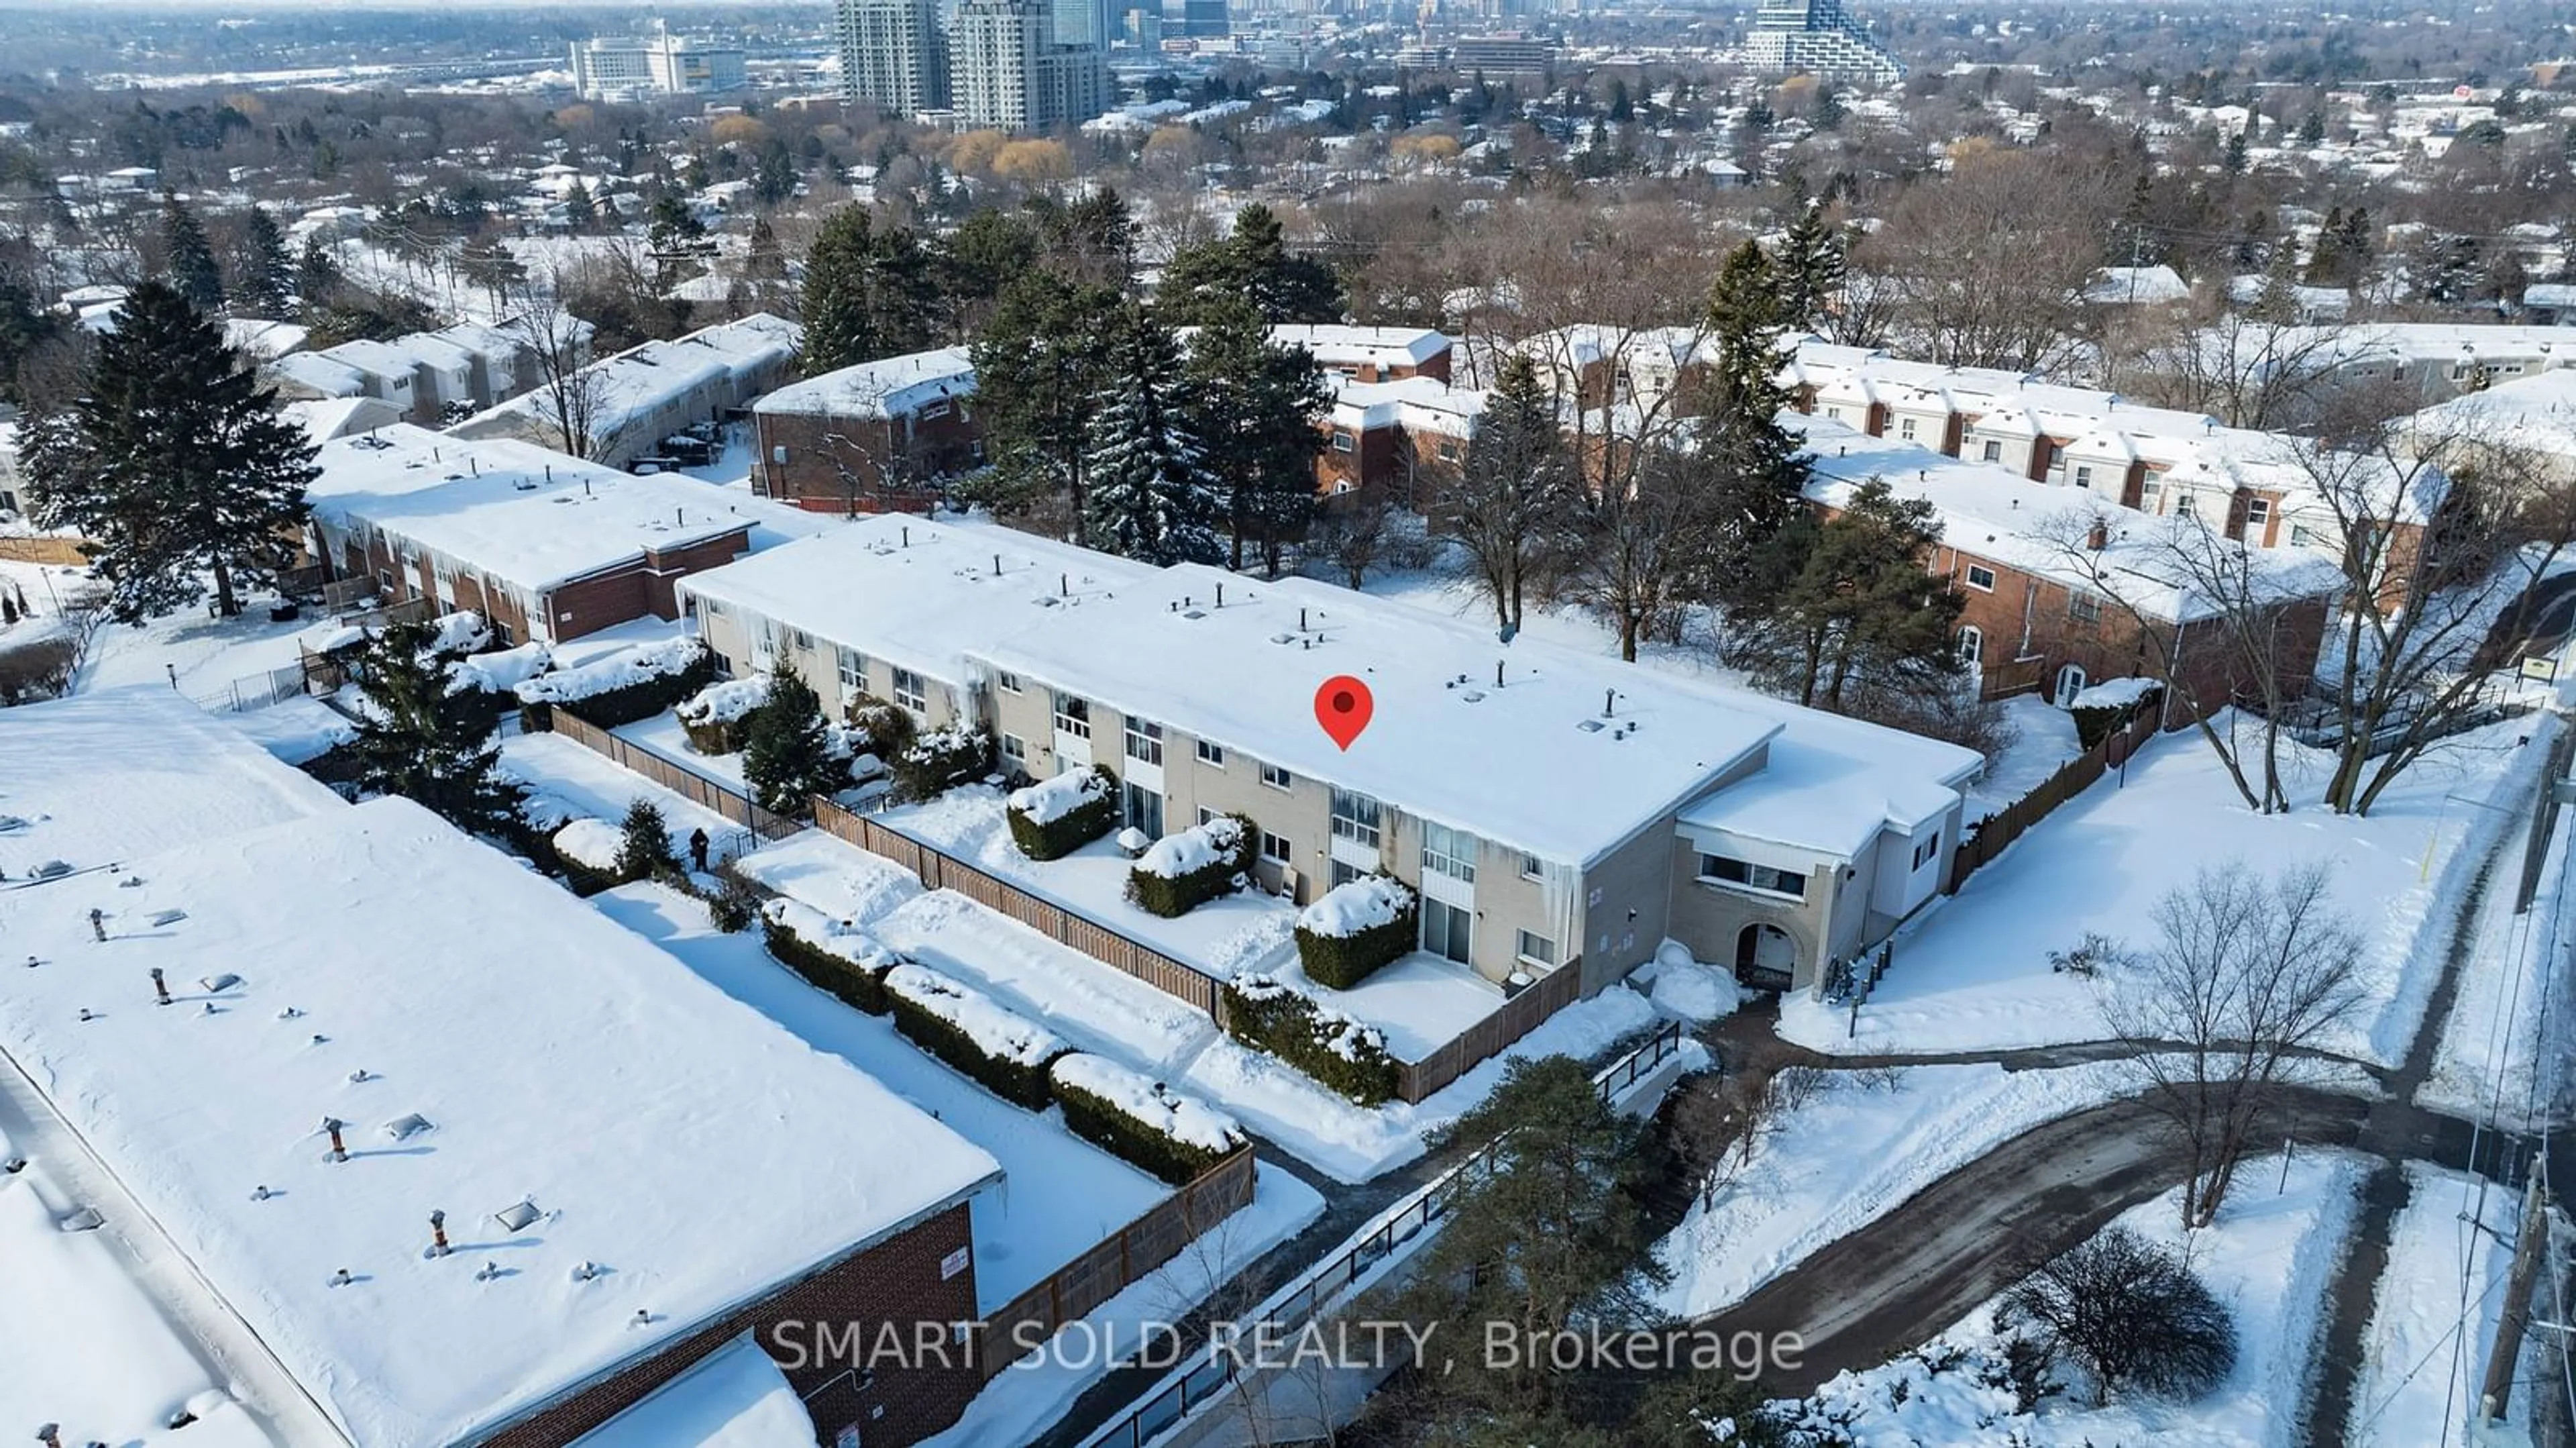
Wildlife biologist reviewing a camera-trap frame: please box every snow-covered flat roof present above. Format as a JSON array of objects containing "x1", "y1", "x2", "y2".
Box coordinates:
[
  {"x1": 0, "y1": 686, "x2": 345, "y2": 874},
  {"x1": 677, "y1": 513, "x2": 1159, "y2": 688},
  {"x1": 753, "y1": 346, "x2": 975, "y2": 421},
  {"x1": 978, "y1": 565, "x2": 1792, "y2": 867},
  {"x1": 0, "y1": 797, "x2": 1000, "y2": 1448},
  {"x1": 269, "y1": 352, "x2": 368, "y2": 399},
  {"x1": 1678, "y1": 703, "x2": 1976, "y2": 860},
  {"x1": 307, "y1": 423, "x2": 765, "y2": 592},
  {"x1": 1269, "y1": 325, "x2": 1450, "y2": 370},
  {"x1": 467, "y1": 315, "x2": 799, "y2": 444},
  {"x1": 569, "y1": 1333, "x2": 813, "y2": 1448},
  {"x1": 1329, "y1": 374, "x2": 1483, "y2": 434}
]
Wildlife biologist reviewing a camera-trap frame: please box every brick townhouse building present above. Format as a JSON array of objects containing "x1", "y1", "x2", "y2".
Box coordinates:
[
  {"x1": 449, "y1": 313, "x2": 800, "y2": 470},
  {"x1": 750, "y1": 346, "x2": 981, "y2": 512}
]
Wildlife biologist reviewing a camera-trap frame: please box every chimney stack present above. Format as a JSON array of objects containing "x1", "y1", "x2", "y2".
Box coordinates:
[
  {"x1": 429, "y1": 1210, "x2": 450, "y2": 1257},
  {"x1": 148, "y1": 968, "x2": 170, "y2": 1006},
  {"x1": 322, "y1": 1117, "x2": 347, "y2": 1163},
  {"x1": 1060, "y1": 572, "x2": 1068, "y2": 597},
  {"x1": 2087, "y1": 519, "x2": 2109, "y2": 552},
  {"x1": 36, "y1": 1424, "x2": 61, "y2": 1448},
  {"x1": 1299, "y1": 607, "x2": 1308, "y2": 631}
]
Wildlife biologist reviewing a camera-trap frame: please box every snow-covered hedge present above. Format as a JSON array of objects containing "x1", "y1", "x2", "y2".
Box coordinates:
[
  {"x1": 1126, "y1": 813, "x2": 1254, "y2": 919},
  {"x1": 515, "y1": 635, "x2": 716, "y2": 727},
  {"x1": 426, "y1": 609, "x2": 492, "y2": 659},
  {"x1": 1006, "y1": 765, "x2": 1118, "y2": 861},
  {"x1": 1220, "y1": 973, "x2": 1401, "y2": 1106},
  {"x1": 892, "y1": 722, "x2": 989, "y2": 804},
  {"x1": 1294, "y1": 875, "x2": 1419, "y2": 990},
  {"x1": 885, "y1": 964, "x2": 1071, "y2": 1108},
  {"x1": 762, "y1": 898, "x2": 906, "y2": 1015},
  {"x1": 845, "y1": 698, "x2": 916, "y2": 761},
  {"x1": 447, "y1": 641, "x2": 553, "y2": 697},
  {"x1": 2070, "y1": 678, "x2": 2164, "y2": 749},
  {"x1": 678, "y1": 674, "x2": 772, "y2": 754},
  {"x1": 540, "y1": 818, "x2": 624, "y2": 896},
  {"x1": 1050, "y1": 1053, "x2": 1246, "y2": 1185}
]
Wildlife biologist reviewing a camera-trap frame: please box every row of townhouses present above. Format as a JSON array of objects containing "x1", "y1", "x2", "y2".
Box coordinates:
[{"x1": 675, "y1": 513, "x2": 1984, "y2": 995}]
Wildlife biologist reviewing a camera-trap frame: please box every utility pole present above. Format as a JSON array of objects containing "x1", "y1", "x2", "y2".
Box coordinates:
[{"x1": 2481, "y1": 1159, "x2": 2553, "y2": 1423}]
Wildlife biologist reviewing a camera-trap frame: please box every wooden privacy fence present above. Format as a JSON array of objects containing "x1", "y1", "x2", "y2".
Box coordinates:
[
  {"x1": 1947, "y1": 708, "x2": 2165, "y2": 894},
  {"x1": 1395, "y1": 961, "x2": 1582, "y2": 1102},
  {"x1": 813, "y1": 796, "x2": 1228, "y2": 1019},
  {"x1": 976, "y1": 1146, "x2": 1258, "y2": 1381},
  {"x1": 549, "y1": 709, "x2": 805, "y2": 841}
]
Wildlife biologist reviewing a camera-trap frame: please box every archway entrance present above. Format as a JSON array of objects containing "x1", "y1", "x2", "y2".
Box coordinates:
[{"x1": 1734, "y1": 923, "x2": 1797, "y2": 992}]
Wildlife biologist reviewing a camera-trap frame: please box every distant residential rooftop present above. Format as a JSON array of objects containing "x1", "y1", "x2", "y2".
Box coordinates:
[{"x1": 753, "y1": 345, "x2": 975, "y2": 421}]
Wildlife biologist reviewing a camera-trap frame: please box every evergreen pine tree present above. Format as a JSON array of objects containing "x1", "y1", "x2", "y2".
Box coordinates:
[
  {"x1": 160, "y1": 193, "x2": 225, "y2": 313},
  {"x1": 1081, "y1": 305, "x2": 1224, "y2": 566},
  {"x1": 798, "y1": 205, "x2": 938, "y2": 375},
  {"x1": 742, "y1": 662, "x2": 840, "y2": 818},
  {"x1": 1735, "y1": 476, "x2": 1962, "y2": 711},
  {"x1": 614, "y1": 798, "x2": 678, "y2": 882},
  {"x1": 1183, "y1": 295, "x2": 1332, "y2": 573},
  {"x1": 563, "y1": 178, "x2": 598, "y2": 234},
  {"x1": 294, "y1": 234, "x2": 343, "y2": 307},
  {"x1": 347, "y1": 620, "x2": 526, "y2": 838},
  {"x1": 233, "y1": 206, "x2": 293, "y2": 317},
  {"x1": 1776, "y1": 201, "x2": 1845, "y2": 335},
  {"x1": 1440, "y1": 352, "x2": 1570, "y2": 632},
  {"x1": 745, "y1": 216, "x2": 786, "y2": 280},
  {"x1": 21, "y1": 280, "x2": 315, "y2": 621},
  {"x1": 1155, "y1": 204, "x2": 1343, "y2": 327},
  {"x1": 1700, "y1": 241, "x2": 1812, "y2": 614},
  {"x1": 968, "y1": 269, "x2": 1122, "y2": 521}
]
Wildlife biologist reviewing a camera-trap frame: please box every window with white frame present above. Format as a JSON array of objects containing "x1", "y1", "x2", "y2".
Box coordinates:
[
  {"x1": 1053, "y1": 692, "x2": 1091, "y2": 737},
  {"x1": 1697, "y1": 854, "x2": 1807, "y2": 899},
  {"x1": 1329, "y1": 787, "x2": 1381, "y2": 849},
  {"x1": 1421, "y1": 821, "x2": 1477, "y2": 882},
  {"x1": 1520, "y1": 853, "x2": 1544, "y2": 880},
  {"x1": 1000, "y1": 733, "x2": 1026, "y2": 765},
  {"x1": 1912, "y1": 831, "x2": 1941, "y2": 870},
  {"x1": 2245, "y1": 497, "x2": 2271, "y2": 531},
  {"x1": 1260, "y1": 762, "x2": 1291, "y2": 790},
  {"x1": 2290, "y1": 523, "x2": 2318, "y2": 547},
  {"x1": 1435, "y1": 439, "x2": 1461, "y2": 462},
  {"x1": 1957, "y1": 623, "x2": 1983, "y2": 668},
  {"x1": 2173, "y1": 492, "x2": 2195, "y2": 517},
  {"x1": 2141, "y1": 477, "x2": 2163, "y2": 499},
  {"x1": 892, "y1": 666, "x2": 926, "y2": 712},
  {"x1": 1515, "y1": 929, "x2": 1559, "y2": 968},
  {"x1": 1898, "y1": 416, "x2": 1918, "y2": 440},
  {"x1": 1197, "y1": 806, "x2": 1217, "y2": 827},
  {"x1": 1332, "y1": 430, "x2": 1356, "y2": 453},
  {"x1": 1125, "y1": 718, "x2": 1163, "y2": 765},
  {"x1": 1260, "y1": 831, "x2": 1291, "y2": 865},
  {"x1": 2069, "y1": 592, "x2": 2103, "y2": 624},
  {"x1": 837, "y1": 647, "x2": 865, "y2": 695},
  {"x1": 1195, "y1": 739, "x2": 1224, "y2": 766},
  {"x1": 1981, "y1": 439, "x2": 2003, "y2": 462},
  {"x1": 1964, "y1": 564, "x2": 1997, "y2": 591},
  {"x1": 790, "y1": 628, "x2": 812, "y2": 651},
  {"x1": 995, "y1": 670, "x2": 1022, "y2": 694},
  {"x1": 2074, "y1": 464, "x2": 2094, "y2": 488}
]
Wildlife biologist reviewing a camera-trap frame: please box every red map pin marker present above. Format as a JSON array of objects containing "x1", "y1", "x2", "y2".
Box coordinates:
[{"x1": 1315, "y1": 675, "x2": 1373, "y2": 752}]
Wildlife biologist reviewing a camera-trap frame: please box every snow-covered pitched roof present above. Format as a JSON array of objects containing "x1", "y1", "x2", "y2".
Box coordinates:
[
  {"x1": 569, "y1": 1333, "x2": 814, "y2": 1448},
  {"x1": 676, "y1": 513, "x2": 1160, "y2": 690},
  {"x1": 2083, "y1": 264, "x2": 2191, "y2": 306},
  {"x1": 0, "y1": 797, "x2": 1000, "y2": 1448},
  {"x1": 305, "y1": 423, "x2": 771, "y2": 593},
  {"x1": 1268, "y1": 325, "x2": 1450, "y2": 372},
  {"x1": 225, "y1": 317, "x2": 309, "y2": 360},
  {"x1": 318, "y1": 337, "x2": 421, "y2": 384},
  {"x1": 2412, "y1": 366, "x2": 2576, "y2": 459},
  {"x1": 1328, "y1": 374, "x2": 1484, "y2": 436},
  {"x1": 753, "y1": 346, "x2": 975, "y2": 421},
  {"x1": 463, "y1": 314, "x2": 800, "y2": 447},
  {"x1": 0, "y1": 686, "x2": 344, "y2": 873},
  {"x1": 269, "y1": 351, "x2": 369, "y2": 399}
]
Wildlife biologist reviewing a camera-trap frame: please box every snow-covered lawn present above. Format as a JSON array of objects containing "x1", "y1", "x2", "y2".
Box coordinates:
[
  {"x1": 219, "y1": 694, "x2": 356, "y2": 765},
  {"x1": 1963, "y1": 694, "x2": 2084, "y2": 823},
  {"x1": 732, "y1": 829, "x2": 922, "y2": 922},
  {"x1": 2347, "y1": 1163, "x2": 2530, "y2": 1448},
  {"x1": 612, "y1": 707, "x2": 749, "y2": 788},
  {"x1": 1655, "y1": 1062, "x2": 2147, "y2": 1318},
  {"x1": 918, "y1": 1160, "x2": 1326, "y2": 1448},
  {"x1": 589, "y1": 882, "x2": 1171, "y2": 1311},
  {"x1": 79, "y1": 591, "x2": 315, "y2": 697},
  {"x1": 0, "y1": 1126, "x2": 278, "y2": 1448},
  {"x1": 1784, "y1": 1151, "x2": 2367, "y2": 1448},
  {"x1": 500, "y1": 730, "x2": 739, "y2": 856},
  {"x1": 1781, "y1": 718, "x2": 2546, "y2": 1066}
]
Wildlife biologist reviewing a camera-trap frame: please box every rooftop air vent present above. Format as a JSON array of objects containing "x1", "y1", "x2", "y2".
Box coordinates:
[
  {"x1": 493, "y1": 1198, "x2": 542, "y2": 1233},
  {"x1": 149, "y1": 909, "x2": 186, "y2": 927},
  {"x1": 383, "y1": 1113, "x2": 433, "y2": 1141},
  {"x1": 0, "y1": 815, "x2": 26, "y2": 833},
  {"x1": 1577, "y1": 719, "x2": 1605, "y2": 732},
  {"x1": 32, "y1": 860, "x2": 70, "y2": 880},
  {"x1": 1271, "y1": 633, "x2": 1295, "y2": 645},
  {"x1": 199, "y1": 972, "x2": 239, "y2": 993},
  {"x1": 1181, "y1": 609, "x2": 1207, "y2": 621},
  {"x1": 1461, "y1": 690, "x2": 1485, "y2": 703},
  {"x1": 58, "y1": 1206, "x2": 104, "y2": 1233}
]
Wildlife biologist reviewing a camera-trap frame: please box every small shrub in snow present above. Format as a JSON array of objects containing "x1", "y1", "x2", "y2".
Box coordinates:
[
  {"x1": 546, "y1": 818, "x2": 625, "y2": 896},
  {"x1": 1125, "y1": 813, "x2": 1255, "y2": 918},
  {"x1": 705, "y1": 874, "x2": 760, "y2": 933},
  {"x1": 761, "y1": 898, "x2": 904, "y2": 1014},
  {"x1": 517, "y1": 637, "x2": 718, "y2": 730},
  {"x1": 741, "y1": 664, "x2": 843, "y2": 818},
  {"x1": 2047, "y1": 931, "x2": 2129, "y2": 978},
  {"x1": 678, "y1": 674, "x2": 772, "y2": 754},
  {"x1": 892, "y1": 723, "x2": 990, "y2": 804},
  {"x1": 1293, "y1": 874, "x2": 1419, "y2": 990},
  {"x1": 2000, "y1": 1225, "x2": 2235, "y2": 1406},
  {"x1": 886, "y1": 964, "x2": 1070, "y2": 1109},
  {"x1": 1050, "y1": 1053, "x2": 1246, "y2": 1184},
  {"x1": 844, "y1": 698, "x2": 917, "y2": 760},
  {"x1": 614, "y1": 798, "x2": 678, "y2": 883},
  {"x1": 1006, "y1": 765, "x2": 1119, "y2": 861},
  {"x1": 1220, "y1": 973, "x2": 1401, "y2": 1106}
]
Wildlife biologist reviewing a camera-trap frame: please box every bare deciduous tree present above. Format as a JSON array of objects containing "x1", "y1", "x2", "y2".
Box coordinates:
[
  {"x1": 2001, "y1": 1225, "x2": 2237, "y2": 1406},
  {"x1": 508, "y1": 283, "x2": 625, "y2": 464},
  {"x1": 2102, "y1": 861, "x2": 2363, "y2": 1228}
]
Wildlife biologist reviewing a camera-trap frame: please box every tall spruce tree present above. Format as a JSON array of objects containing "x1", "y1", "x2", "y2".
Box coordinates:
[
  {"x1": 1734, "y1": 476, "x2": 1962, "y2": 711},
  {"x1": 742, "y1": 661, "x2": 841, "y2": 818},
  {"x1": 1776, "y1": 200, "x2": 1845, "y2": 335},
  {"x1": 1081, "y1": 305, "x2": 1224, "y2": 566},
  {"x1": 21, "y1": 280, "x2": 315, "y2": 621},
  {"x1": 347, "y1": 620, "x2": 526, "y2": 837},
  {"x1": 799, "y1": 204, "x2": 939, "y2": 375},
  {"x1": 294, "y1": 234, "x2": 343, "y2": 308},
  {"x1": 1157, "y1": 203, "x2": 1344, "y2": 327},
  {"x1": 562, "y1": 178, "x2": 598, "y2": 233},
  {"x1": 232, "y1": 206, "x2": 293, "y2": 317},
  {"x1": 1701, "y1": 241, "x2": 1812, "y2": 614},
  {"x1": 1438, "y1": 352, "x2": 1570, "y2": 632},
  {"x1": 1181, "y1": 295, "x2": 1330, "y2": 572},
  {"x1": 160, "y1": 193, "x2": 225, "y2": 313},
  {"x1": 969, "y1": 269, "x2": 1123, "y2": 522}
]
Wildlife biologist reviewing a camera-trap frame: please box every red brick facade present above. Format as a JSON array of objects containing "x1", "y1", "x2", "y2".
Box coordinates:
[
  {"x1": 322, "y1": 525, "x2": 752, "y2": 643},
  {"x1": 479, "y1": 1200, "x2": 983, "y2": 1448},
  {"x1": 751, "y1": 407, "x2": 981, "y2": 515}
]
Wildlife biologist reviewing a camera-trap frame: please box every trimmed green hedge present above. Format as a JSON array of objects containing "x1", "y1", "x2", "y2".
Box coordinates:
[
  {"x1": 762, "y1": 915, "x2": 901, "y2": 1015},
  {"x1": 1006, "y1": 765, "x2": 1119, "y2": 862},
  {"x1": 525, "y1": 648, "x2": 721, "y2": 731},
  {"x1": 1294, "y1": 879, "x2": 1419, "y2": 990},
  {"x1": 1126, "y1": 813, "x2": 1256, "y2": 918},
  {"x1": 1220, "y1": 974, "x2": 1401, "y2": 1106},
  {"x1": 893, "y1": 723, "x2": 990, "y2": 804},
  {"x1": 2072, "y1": 684, "x2": 2163, "y2": 749},
  {"x1": 888, "y1": 972, "x2": 1069, "y2": 1110},
  {"x1": 1051, "y1": 1068, "x2": 1241, "y2": 1186}
]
